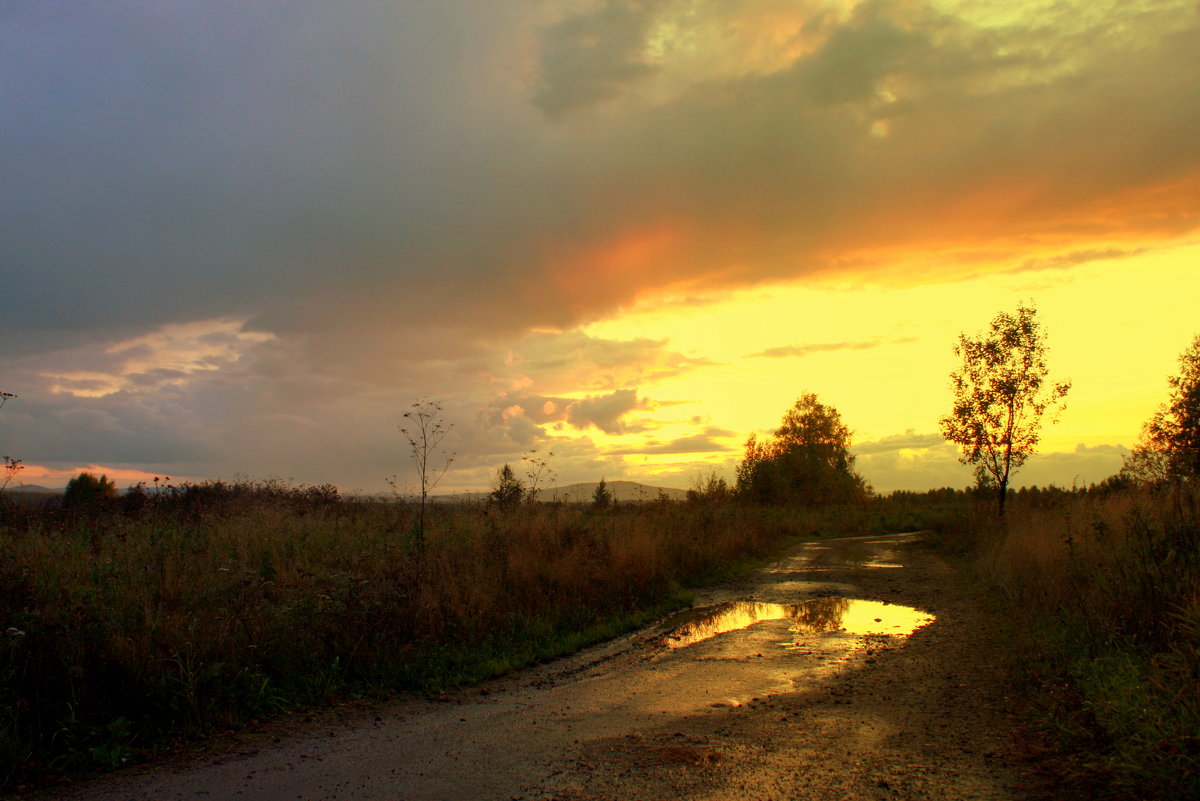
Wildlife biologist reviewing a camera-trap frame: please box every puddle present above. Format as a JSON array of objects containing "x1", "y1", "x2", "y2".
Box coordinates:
[{"x1": 662, "y1": 597, "x2": 933, "y2": 649}]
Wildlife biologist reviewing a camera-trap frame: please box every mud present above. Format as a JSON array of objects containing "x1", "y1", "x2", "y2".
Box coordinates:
[{"x1": 53, "y1": 532, "x2": 1023, "y2": 800}]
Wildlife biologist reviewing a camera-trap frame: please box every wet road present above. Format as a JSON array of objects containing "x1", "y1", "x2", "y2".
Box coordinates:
[{"x1": 60, "y1": 533, "x2": 1021, "y2": 800}]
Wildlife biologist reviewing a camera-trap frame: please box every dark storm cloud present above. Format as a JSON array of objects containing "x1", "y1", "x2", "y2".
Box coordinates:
[
  {"x1": 532, "y1": 0, "x2": 659, "y2": 118},
  {"x1": 0, "y1": 2, "x2": 548, "y2": 342},
  {"x1": 6, "y1": 0, "x2": 1198, "y2": 358}
]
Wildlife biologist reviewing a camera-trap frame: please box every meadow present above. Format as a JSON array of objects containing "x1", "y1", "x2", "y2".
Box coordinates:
[
  {"x1": 0, "y1": 478, "x2": 1195, "y2": 798},
  {"x1": 929, "y1": 481, "x2": 1200, "y2": 799},
  {"x1": 0, "y1": 478, "x2": 913, "y2": 790}
]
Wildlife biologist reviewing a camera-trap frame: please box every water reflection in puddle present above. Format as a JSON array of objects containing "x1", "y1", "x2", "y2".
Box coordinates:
[{"x1": 662, "y1": 598, "x2": 933, "y2": 649}]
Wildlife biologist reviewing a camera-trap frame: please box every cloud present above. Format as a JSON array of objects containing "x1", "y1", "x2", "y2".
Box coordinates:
[
  {"x1": 6, "y1": 0, "x2": 1197, "y2": 363},
  {"x1": 492, "y1": 388, "x2": 649, "y2": 436},
  {"x1": 749, "y1": 336, "x2": 917, "y2": 359},
  {"x1": 564, "y1": 389, "x2": 642, "y2": 435},
  {"x1": 532, "y1": 0, "x2": 659, "y2": 118},
  {"x1": 27, "y1": 318, "x2": 274, "y2": 398},
  {"x1": 856, "y1": 439, "x2": 1130, "y2": 493},
  {"x1": 1, "y1": 1, "x2": 1195, "y2": 492},
  {"x1": 853, "y1": 430, "x2": 945, "y2": 455},
  {"x1": 605, "y1": 426, "x2": 738, "y2": 456},
  {"x1": 499, "y1": 329, "x2": 715, "y2": 393},
  {"x1": 1017, "y1": 246, "x2": 1149, "y2": 274}
]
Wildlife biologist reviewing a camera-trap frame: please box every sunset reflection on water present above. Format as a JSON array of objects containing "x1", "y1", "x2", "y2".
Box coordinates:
[{"x1": 663, "y1": 597, "x2": 934, "y2": 649}]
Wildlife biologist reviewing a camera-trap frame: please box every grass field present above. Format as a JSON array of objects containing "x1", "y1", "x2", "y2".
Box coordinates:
[
  {"x1": 0, "y1": 480, "x2": 915, "y2": 789},
  {"x1": 930, "y1": 483, "x2": 1200, "y2": 799},
  {"x1": 2, "y1": 479, "x2": 1195, "y2": 797}
]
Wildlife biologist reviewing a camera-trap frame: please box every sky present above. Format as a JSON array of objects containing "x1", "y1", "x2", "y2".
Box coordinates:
[{"x1": 2, "y1": 0, "x2": 1198, "y2": 495}]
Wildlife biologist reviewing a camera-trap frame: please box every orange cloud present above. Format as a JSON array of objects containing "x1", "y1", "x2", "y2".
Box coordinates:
[
  {"x1": 14, "y1": 463, "x2": 184, "y2": 489},
  {"x1": 541, "y1": 221, "x2": 691, "y2": 312}
]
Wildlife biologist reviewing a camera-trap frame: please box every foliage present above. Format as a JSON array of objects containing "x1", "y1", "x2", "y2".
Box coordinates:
[
  {"x1": 939, "y1": 304, "x2": 1070, "y2": 516},
  {"x1": 63, "y1": 472, "x2": 118, "y2": 510},
  {"x1": 591, "y1": 478, "x2": 613, "y2": 508},
  {"x1": 392, "y1": 399, "x2": 455, "y2": 547},
  {"x1": 1119, "y1": 444, "x2": 1172, "y2": 487},
  {"x1": 686, "y1": 469, "x2": 731, "y2": 505},
  {"x1": 1129, "y1": 333, "x2": 1200, "y2": 483},
  {"x1": 735, "y1": 393, "x2": 867, "y2": 505},
  {"x1": 488, "y1": 464, "x2": 525, "y2": 508}
]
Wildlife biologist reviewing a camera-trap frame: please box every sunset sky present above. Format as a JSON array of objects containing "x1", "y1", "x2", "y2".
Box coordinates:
[{"x1": 2, "y1": 1, "x2": 1198, "y2": 494}]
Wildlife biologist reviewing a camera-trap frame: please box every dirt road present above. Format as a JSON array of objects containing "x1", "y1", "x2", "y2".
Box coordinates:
[{"x1": 58, "y1": 533, "x2": 1023, "y2": 800}]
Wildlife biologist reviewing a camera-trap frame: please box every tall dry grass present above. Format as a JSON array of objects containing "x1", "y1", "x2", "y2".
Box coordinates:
[
  {"x1": 0, "y1": 482, "x2": 807, "y2": 787},
  {"x1": 968, "y1": 485, "x2": 1199, "y2": 798}
]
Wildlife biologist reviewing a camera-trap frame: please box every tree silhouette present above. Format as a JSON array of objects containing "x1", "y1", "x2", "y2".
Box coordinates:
[
  {"x1": 64, "y1": 472, "x2": 118, "y2": 510},
  {"x1": 392, "y1": 399, "x2": 455, "y2": 547},
  {"x1": 591, "y1": 478, "x2": 613, "y2": 509},
  {"x1": 939, "y1": 304, "x2": 1070, "y2": 517},
  {"x1": 488, "y1": 464, "x2": 525, "y2": 508},
  {"x1": 736, "y1": 393, "x2": 867, "y2": 505},
  {"x1": 1129, "y1": 333, "x2": 1200, "y2": 482}
]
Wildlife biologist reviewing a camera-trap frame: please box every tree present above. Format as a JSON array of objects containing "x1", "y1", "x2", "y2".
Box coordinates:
[
  {"x1": 64, "y1": 472, "x2": 118, "y2": 510},
  {"x1": 391, "y1": 399, "x2": 455, "y2": 547},
  {"x1": 939, "y1": 303, "x2": 1070, "y2": 517},
  {"x1": 1128, "y1": 333, "x2": 1200, "y2": 482},
  {"x1": 735, "y1": 393, "x2": 867, "y2": 505},
  {"x1": 488, "y1": 463, "x2": 525, "y2": 508},
  {"x1": 591, "y1": 478, "x2": 613, "y2": 509},
  {"x1": 1118, "y1": 445, "x2": 1171, "y2": 487},
  {"x1": 686, "y1": 469, "x2": 730, "y2": 505}
]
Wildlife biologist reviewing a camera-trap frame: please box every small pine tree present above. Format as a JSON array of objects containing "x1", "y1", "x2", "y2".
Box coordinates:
[
  {"x1": 488, "y1": 464, "x2": 525, "y2": 508},
  {"x1": 592, "y1": 478, "x2": 613, "y2": 509}
]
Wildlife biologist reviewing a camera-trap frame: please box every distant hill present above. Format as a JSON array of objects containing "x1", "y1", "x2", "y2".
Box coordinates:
[{"x1": 5, "y1": 484, "x2": 60, "y2": 494}]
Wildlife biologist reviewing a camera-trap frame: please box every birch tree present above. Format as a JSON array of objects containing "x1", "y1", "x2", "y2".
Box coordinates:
[{"x1": 939, "y1": 304, "x2": 1070, "y2": 516}]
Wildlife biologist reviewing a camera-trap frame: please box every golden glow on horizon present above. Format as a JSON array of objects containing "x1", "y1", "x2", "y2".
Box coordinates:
[
  {"x1": 15, "y1": 463, "x2": 171, "y2": 487},
  {"x1": 580, "y1": 243, "x2": 1200, "y2": 485}
]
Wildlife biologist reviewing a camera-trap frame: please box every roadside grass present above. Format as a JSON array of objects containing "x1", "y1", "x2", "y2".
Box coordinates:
[
  {"x1": 0, "y1": 482, "x2": 924, "y2": 791},
  {"x1": 937, "y1": 485, "x2": 1200, "y2": 799}
]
